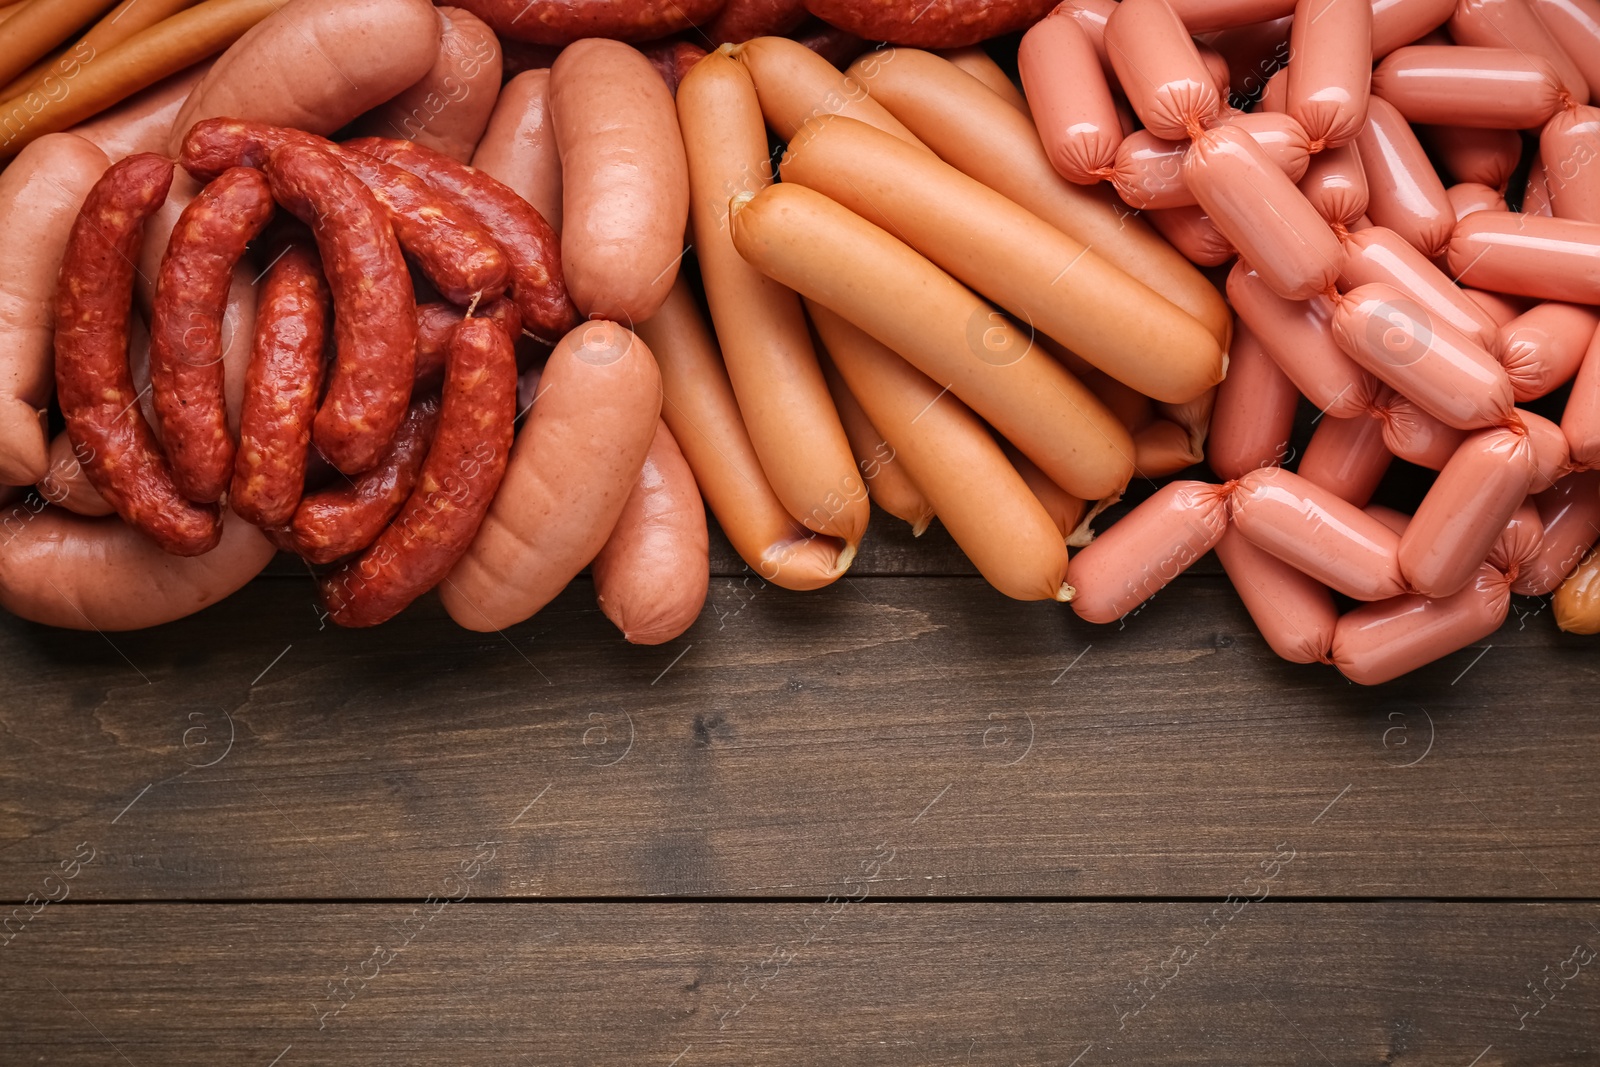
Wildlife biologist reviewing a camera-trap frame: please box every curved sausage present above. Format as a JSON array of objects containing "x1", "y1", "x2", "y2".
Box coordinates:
[
  {"x1": 1214, "y1": 526, "x2": 1338, "y2": 664},
  {"x1": 1422, "y1": 125, "x2": 1521, "y2": 191},
  {"x1": 639, "y1": 276, "x2": 853, "y2": 591},
  {"x1": 782, "y1": 115, "x2": 1227, "y2": 405},
  {"x1": 820, "y1": 354, "x2": 935, "y2": 533},
  {"x1": 811, "y1": 304, "x2": 1072, "y2": 602},
  {"x1": 442, "y1": 320, "x2": 661, "y2": 631},
  {"x1": 1541, "y1": 104, "x2": 1600, "y2": 223},
  {"x1": 1332, "y1": 564, "x2": 1511, "y2": 684},
  {"x1": 413, "y1": 298, "x2": 521, "y2": 395},
  {"x1": 149, "y1": 166, "x2": 274, "y2": 503},
  {"x1": 470, "y1": 69, "x2": 563, "y2": 235},
  {"x1": 1299, "y1": 142, "x2": 1369, "y2": 230},
  {"x1": 1020, "y1": 12, "x2": 1120, "y2": 184},
  {"x1": 0, "y1": 133, "x2": 108, "y2": 486},
  {"x1": 1069, "y1": 480, "x2": 1231, "y2": 624},
  {"x1": 69, "y1": 62, "x2": 209, "y2": 162},
  {"x1": 1371, "y1": 0, "x2": 1456, "y2": 58},
  {"x1": 450, "y1": 0, "x2": 722, "y2": 44},
  {"x1": 1499, "y1": 302, "x2": 1599, "y2": 402},
  {"x1": 37, "y1": 430, "x2": 113, "y2": 517},
  {"x1": 847, "y1": 46, "x2": 1232, "y2": 348},
  {"x1": 939, "y1": 46, "x2": 1029, "y2": 113},
  {"x1": 710, "y1": 0, "x2": 807, "y2": 43},
  {"x1": 352, "y1": 7, "x2": 500, "y2": 163},
  {"x1": 1337, "y1": 225, "x2": 1500, "y2": 352},
  {"x1": 1400, "y1": 425, "x2": 1537, "y2": 597},
  {"x1": 739, "y1": 36, "x2": 928, "y2": 146},
  {"x1": 1208, "y1": 322, "x2": 1299, "y2": 479},
  {"x1": 0, "y1": 506, "x2": 275, "y2": 630},
  {"x1": 55, "y1": 153, "x2": 222, "y2": 556},
  {"x1": 1232, "y1": 466, "x2": 1408, "y2": 600},
  {"x1": 550, "y1": 39, "x2": 688, "y2": 326},
  {"x1": 1287, "y1": 0, "x2": 1372, "y2": 150},
  {"x1": 1329, "y1": 282, "x2": 1516, "y2": 431},
  {"x1": 1448, "y1": 181, "x2": 1510, "y2": 220},
  {"x1": 1299, "y1": 412, "x2": 1393, "y2": 507},
  {"x1": 169, "y1": 0, "x2": 442, "y2": 157},
  {"x1": 1373, "y1": 46, "x2": 1566, "y2": 128},
  {"x1": 231, "y1": 242, "x2": 328, "y2": 528},
  {"x1": 1355, "y1": 95, "x2": 1454, "y2": 257},
  {"x1": 1516, "y1": 469, "x2": 1600, "y2": 595},
  {"x1": 731, "y1": 182, "x2": 1135, "y2": 501},
  {"x1": 1184, "y1": 122, "x2": 1342, "y2": 300},
  {"x1": 801, "y1": 0, "x2": 1054, "y2": 48},
  {"x1": 1105, "y1": 0, "x2": 1223, "y2": 140},
  {"x1": 1446, "y1": 211, "x2": 1600, "y2": 303},
  {"x1": 680, "y1": 52, "x2": 866, "y2": 547},
  {"x1": 1450, "y1": 0, "x2": 1590, "y2": 104},
  {"x1": 591, "y1": 420, "x2": 710, "y2": 645},
  {"x1": 263, "y1": 143, "x2": 416, "y2": 476}
]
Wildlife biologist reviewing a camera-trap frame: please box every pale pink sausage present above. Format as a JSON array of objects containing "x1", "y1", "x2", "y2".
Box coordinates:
[
  {"x1": 471, "y1": 70, "x2": 563, "y2": 235},
  {"x1": 1331, "y1": 563, "x2": 1510, "y2": 684},
  {"x1": 1373, "y1": 46, "x2": 1567, "y2": 128},
  {"x1": 1518, "y1": 407, "x2": 1573, "y2": 493},
  {"x1": 1447, "y1": 211, "x2": 1600, "y2": 303},
  {"x1": 1286, "y1": 0, "x2": 1373, "y2": 150},
  {"x1": 1068, "y1": 480, "x2": 1232, "y2": 624},
  {"x1": 1299, "y1": 142, "x2": 1369, "y2": 229},
  {"x1": 1541, "y1": 104, "x2": 1600, "y2": 223},
  {"x1": 1563, "y1": 321, "x2": 1600, "y2": 467},
  {"x1": 1146, "y1": 205, "x2": 1236, "y2": 266},
  {"x1": 1197, "y1": 42, "x2": 1232, "y2": 95},
  {"x1": 1113, "y1": 112, "x2": 1312, "y2": 210},
  {"x1": 1371, "y1": 0, "x2": 1457, "y2": 58},
  {"x1": 1231, "y1": 466, "x2": 1408, "y2": 600},
  {"x1": 1355, "y1": 95, "x2": 1454, "y2": 257},
  {"x1": 1226, "y1": 263, "x2": 1379, "y2": 417},
  {"x1": 1499, "y1": 302, "x2": 1599, "y2": 401},
  {"x1": 1020, "y1": 12, "x2": 1120, "y2": 184},
  {"x1": 1524, "y1": 158, "x2": 1555, "y2": 216},
  {"x1": 1105, "y1": 0, "x2": 1223, "y2": 140},
  {"x1": 1515, "y1": 468, "x2": 1600, "y2": 594},
  {"x1": 1487, "y1": 497, "x2": 1546, "y2": 578},
  {"x1": 1530, "y1": 0, "x2": 1600, "y2": 100},
  {"x1": 1451, "y1": 0, "x2": 1590, "y2": 103},
  {"x1": 1421, "y1": 125, "x2": 1521, "y2": 190},
  {"x1": 354, "y1": 7, "x2": 503, "y2": 162},
  {"x1": 1400, "y1": 425, "x2": 1537, "y2": 596},
  {"x1": 1299, "y1": 412, "x2": 1393, "y2": 506},
  {"x1": 1166, "y1": 0, "x2": 1295, "y2": 33},
  {"x1": 1337, "y1": 226, "x2": 1500, "y2": 353},
  {"x1": 1329, "y1": 282, "x2": 1516, "y2": 431},
  {"x1": 1447, "y1": 182, "x2": 1510, "y2": 220},
  {"x1": 1372, "y1": 389, "x2": 1468, "y2": 468},
  {"x1": 1207, "y1": 321, "x2": 1299, "y2": 478},
  {"x1": 1056, "y1": 0, "x2": 1117, "y2": 70},
  {"x1": 1214, "y1": 526, "x2": 1338, "y2": 664},
  {"x1": 1184, "y1": 123, "x2": 1341, "y2": 300}
]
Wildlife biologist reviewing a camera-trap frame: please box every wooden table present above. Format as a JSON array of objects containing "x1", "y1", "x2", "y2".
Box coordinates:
[{"x1": 2, "y1": 515, "x2": 1597, "y2": 1065}]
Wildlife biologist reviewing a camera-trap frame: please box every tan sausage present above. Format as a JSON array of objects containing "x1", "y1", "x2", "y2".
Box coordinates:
[
  {"x1": 551, "y1": 38, "x2": 688, "y2": 325},
  {"x1": 69, "y1": 61, "x2": 208, "y2": 161},
  {"x1": 470, "y1": 69, "x2": 562, "y2": 235},
  {"x1": 737, "y1": 36, "x2": 927, "y2": 146},
  {"x1": 680, "y1": 51, "x2": 866, "y2": 547},
  {"x1": 820, "y1": 352, "x2": 935, "y2": 534},
  {"x1": 353, "y1": 7, "x2": 501, "y2": 162},
  {"x1": 939, "y1": 46, "x2": 1028, "y2": 114}
]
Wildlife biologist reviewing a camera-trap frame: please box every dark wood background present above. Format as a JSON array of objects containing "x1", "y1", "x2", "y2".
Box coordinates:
[{"x1": 2, "y1": 514, "x2": 1597, "y2": 1064}]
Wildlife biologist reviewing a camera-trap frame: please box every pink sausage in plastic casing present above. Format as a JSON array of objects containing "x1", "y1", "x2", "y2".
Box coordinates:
[
  {"x1": 1515, "y1": 469, "x2": 1600, "y2": 594},
  {"x1": 1524, "y1": 159, "x2": 1555, "y2": 217},
  {"x1": 1541, "y1": 104, "x2": 1600, "y2": 223},
  {"x1": 1371, "y1": 0, "x2": 1457, "y2": 58},
  {"x1": 1330, "y1": 563, "x2": 1510, "y2": 685},
  {"x1": 1329, "y1": 282, "x2": 1516, "y2": 431},
  {"x1": 1372, "y1": 46, "x2": 1567, "y2": 128},
  {"x1": 1337, "y1": 225, "x2": 1500, "y2": 352},
  {"x1": 1487, "y1": 497, "x2": 1546, "y2": 579},
  {"x1": 1230, "y1": 466, "x2": 1408, "y2": 600},
  {"x1": 1021, "y1": 12, "x2": 1121, "y2": 184},
  {"x1": 1421, "y1": 125, "x2": 1522, "y2": 190},
  {"x1": 1146, "y1": 205, "x2": 1236, "y2": 266},
  {"x1": 1105, "y1": 0, "x2": 1223, "y2": 140},
  {"x1": 1113, "y1": 112, "x2": 1312, "y2": 209},
  {"x1": 1451, "y1": 0, "x2": 1591, "y2": 104},
  {"x1": 1299, "y1": 142, "x2": 1369, "y2": 229},
  {"x1": 1185, "y1": 123, "x2": 1341, "y2": 299},
  {"x1": 1372, "y1": 389, "x2": 1468, "y2": 469},
  {"x1": 1197, "y1": 42, "x2": 1231, "y2": 95},
  {"x1": 1299, "y1": 412, "x2": 1393, "y2": 506},
  {"x1": 1364, "y1": 503, "x2": 1412, "y2": 534},
  {"x1": 1399, "y1": 425, "x2": 1537, "y2": 597},
  {"x1": 1207, "y1": 320, "x2": 1299, "y2": 478},
  {"x1": 1448, "y1": 182, "x2": 1509, "y2": 221},
  {"x1": 1529, "y1": 0, "x2": 1600, "y2": 100},
  {"x1": 1563, "y1": 323, "x2": 1600, "y2": 467},
  {"x1": 1499, "y1": 302, "x2": 1599, "y2": 401},
  {"x1": 1286, "y1": 0, "x2": 1373, "y2": 150},
  {"x1": 1068, "y1": 480, "x2": 1231, "y2": 624},
  {"x1": 1227, "y1": 263, "x2": 1379, "y2": 417},
  {"x1": 1214, "y1": 526, "x2": 1338, "y2": 664},
  {"x1": 1208, "y1": 16, "x2": 1293, "y2": 100},
  {"x1": 1518, "y1": 407, "x2": 1573, "y2": 494},
  {"x1": 1447, "y1": 211, "x2": 1600, "y2": 303},
  {"x1": 1166, "y1": 0, "x2": 1295, "y2": 33},
  {"x1": 1355, "y1": 95, "x2": 1454, "y2": 258},
  {"x1": 1259, "y1": 66, "x2": 1288, "y2": 112},
  {"x1": 1056, "y1": 0, "x2": 1117, "y2": 72}
]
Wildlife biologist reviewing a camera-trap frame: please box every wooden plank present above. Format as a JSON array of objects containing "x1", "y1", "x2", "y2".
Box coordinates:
[
  {"x1": 1, "y1": 902, "x2": 1597, "y2": 1064},
  {"x1": 2, "y1": 575, "x2": 1596, "y2": 901}
]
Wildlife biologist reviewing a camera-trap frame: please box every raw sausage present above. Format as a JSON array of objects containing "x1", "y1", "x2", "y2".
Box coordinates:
[
  {"x1": 1498, "y1": 302, "x2": 1599, "y2": 401},
  {"x1": 1286, "y1": 0, "x2": 1372, "y2": 150},
  {"x1": 1145, "y1": 205, "x2": 1236, "y2": 266},
  {"x1": 1332, "y1": 564, "x2": 1510, "y2": 684},
  {"x1": 821, "y1": 354, "x2": 935, "y2": 534},
  {"x1": 1530, "y1": 0, "x2": 1600, "y2": 99},
  {"x1": 1299, "y1": 142, "x2": 1369, "y2": 230},
  {"x1": 450, "y1": 0, "x2": 722, "y2": 44},
  {"x1": 1020, "y1": 12, "x2": 1120, "y2": 183},
  {"x1": 441, "y1": 320, "x2": 661, "y2": 631},
  {"x1": 591, "y1": 420, "x2": 710, "y2": 645},
  {"x1": 1487, "y1": 497, "x2": 1546, "y2": 579},
  {"x1": 1208, "y1": 322, "x2": 1299, "y2": 479},
  {"x1": 1563, "y1": 317, "x2": 1600, "y2": 467},
  {"x1": 1166, "y1": 0, "x2": 1294, "y2": 32},
  {"x1": 1448, "y1": 181, "x2": 1509, "y2": 219},
  {"x1": 1337, "y1": 225, "x2": 1500, "y2": 352},
  {"x1": 1373, "y1": 46, "x2": 1566, "y2": 128},
  {"x1": 1516, "y1": 469, "x2": 1600, "y2": 595},
  {"x1": 1105, "y1": 0, "x2": 1223, "y2": 140},
  {"x1": 1524, "y1": 158, "x2": 1555, "y2": 216},
  {"x1": 470, "y1": 70, "x2": 563, "y2": 235},
  {"x1": 1113, "y1": 112, "x2": 1313, "y2": 210},
  {"x1": 739, "y1": 36, "x2": 928, "y2": 147},
  {"x1": 1069, "y1": 480, "x2": 1231, "y2": 624},
  {"x1": 353, "y1": 7, "x2": 500, "y2": 163},
  {"x1": 1371, "y1": 0, "x2": 1456, "y2": 57},
  {"x1": 1214, "y1": 526, "x2": 1338, "y2": 664},
  {"x1": 1541, "y1": 104, "x2": 1600, "y2": 223},
  {"x1": 1355, "y1": 95, "x2": 1454, "y2": 257},
  {"x1": 1421, "y1": 125, "x2": 1521, "y2": 190},
  {"x1": 1372, "y1": 389, "x2": 1467, "y2": 469},
  {"x1": 801, "y1": 0, "x2": 1056, "y2": 48},
  {"x1": 1446, "y1": 211, "x2": 1600, "y2": 304},
  {"x1": 1298, "y1": 412, "x2": 1392, "y2": 507},
  {"x1": 1450, "y1": 0, "x2": 1590, "y2": 103}
]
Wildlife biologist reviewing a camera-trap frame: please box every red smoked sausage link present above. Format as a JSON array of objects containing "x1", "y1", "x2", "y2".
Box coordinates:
[{"x1": 449, "y1": 0, "x2": 724, "y2": 45}]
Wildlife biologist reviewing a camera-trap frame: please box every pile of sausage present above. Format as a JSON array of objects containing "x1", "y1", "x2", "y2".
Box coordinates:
[{"x1": 0, "y1": 0, "x2": 1598, "y2": 684}]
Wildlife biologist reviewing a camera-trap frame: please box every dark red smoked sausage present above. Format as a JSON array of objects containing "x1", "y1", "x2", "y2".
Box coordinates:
[
  {"x1": 448, "y1": 0, "x2": 725, "y2": 45},
  {"x1": 231, "y1": 242, "x2": 330, "y2": 528},
  {"x1": 803, "y1": 0, "x2": 1055, "y2": 47},
  {"x1": 318, "y1": 317, "x2": 517, "y2": 627},
  {"x1": 150, "y1": 166, "x2": 275, "y2": 504},
  {"x1": 343, "y1": 136, "x2": 576, "y2": 341},
  {"x1": 263, "y1": 143, "x2": 417, "y2": 475},
  {"x1": 413, "y1": 298, "x2": 523, "y2": 394},
  {"x1": 54, "y1": 153, "x2": 222, "y2": 557}
]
